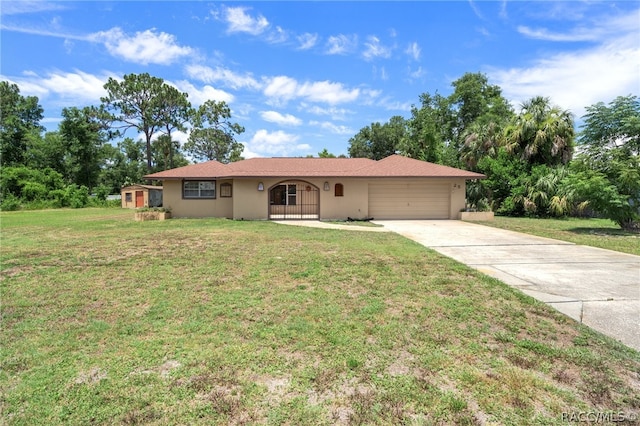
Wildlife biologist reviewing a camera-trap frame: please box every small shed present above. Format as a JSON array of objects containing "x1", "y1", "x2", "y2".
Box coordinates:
[{"x1": 121, "y1": 184, "x2": 163, "y2": 209}]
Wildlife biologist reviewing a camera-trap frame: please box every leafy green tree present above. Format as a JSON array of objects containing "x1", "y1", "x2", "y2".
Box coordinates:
[
  {"x1": 566, "y1": 95, "x2": 640, "y2": 229},
  {"x1": 184, "y1": 100, "x2": 245, "y2": 163},
  {"x1": 318, "y1": 148, "x2": 336, "y2": 158},
  {"x1": 503, "y1": 96, "x2": 574, "y2": 166},
  {"x1": 579, "y1": 95, "x2": 640, "y2": 159},
  {"x1": 24, "y1": 131, "x2": 66, "y2": 174},
  {"x1": 348, "y1": 116, "x2": 407, "y2": 160},
  {"x1": 0, "y1": 81, "x2": 44, "y2": 165},
  {"x1": 152, "y1": 134, "x2": 189, "y2": 172},
  {"x1": 156, "y1": 84, "x2": 192, "y2": 169},
  {"x1": 401, "y1": 96, "x2": 447, "y2": 163},
  {"x1": 59, "y1": 106, "x2": 109, "y2": 190},
  {"x1": 404, "y1": 74, "x2": 513, "y2": 167},
  {"x1": 561, "y1": 159, "x2": 639, "y2": 230},
  {"x1": 476, "y1": 149, "x2": 529, "y2": 215},
  {"x1": 448, "y1": 73, "x2": 513, "y2": 143},
  {"x1": 101, "y1": 73, "x2": 167, "y2": 171},
  {"x1": 98, "y1": 138, "x2": 147, "y2": 193}
]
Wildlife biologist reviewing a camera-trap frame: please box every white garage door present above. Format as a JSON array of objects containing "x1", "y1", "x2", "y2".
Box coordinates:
[{"x1": 368, "y1": 181, "x2": 451, "y2": 219}]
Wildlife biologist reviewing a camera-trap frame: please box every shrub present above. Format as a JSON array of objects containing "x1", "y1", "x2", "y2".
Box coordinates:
[{"x1": 0, "y1": 194, "x2": 21, "y2": 211}]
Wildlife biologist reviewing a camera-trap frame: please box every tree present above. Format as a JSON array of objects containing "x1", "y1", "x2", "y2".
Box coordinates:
[
  {"x1": 98, "y1": 138, "x2": 147, "y2": 193},
  {"x1": 503, "y1": 96, "x2": 574, "y2": 166},
  {"x1": 152, "y1": 134, "x2": 188, "y2": 172},
  {"x1": 58, "y1": 106, "x2": 110, "y2": 190},
  {"x1": 318, "y1": 148, "x2": 336, "y2": 158},
  {"x1": 101, "y1": 73, "x2": 167, "y2": 171},
  {"x1": 401, "y1": 93, "x2": 449, "y2": 164},
  {"x1": 579, "y1": 95, "x2": 640, "y2": 159},
  {"x1": 460, "y1": 121, "x2": 501, "y2": 171},
  {"x1": 567, "y1": 95, "x2": 640, "y2": 229},
  {"x1": 183, "y1": 100, "x2": 245, "y2": 163},
  {"x1": 448, "y1": 73, "x2": 513, "y2": 142},
  {"x1": 156, "y1": 84, "x2": 192, "y2": 169},
  {"x1": 0, "y1": 81, "x2": 44, "y2": 166},
  {"x1": 348, "y1": 116, "x2": 407, "y2": 160}
]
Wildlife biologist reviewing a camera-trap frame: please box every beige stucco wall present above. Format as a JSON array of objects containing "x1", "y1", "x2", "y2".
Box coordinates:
[
  {"x1": 319, "y1": 179, "x2": 369, "y2": 220},
  {"x1": 230, "y1": 178, "x2": 370, "y2": 220},
  {"x1": 450, "y1": 178, "x2": 466, "y2": 219},
  {"x1": 161, "y1": 177, "x2": 470, "y2": 220},
  {"x1": 162, "y1": 180, "x2": 233, "y2": 218}
]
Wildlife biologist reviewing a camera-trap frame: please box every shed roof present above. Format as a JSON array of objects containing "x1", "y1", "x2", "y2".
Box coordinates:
[
  {"x1": 144, "y1": 154, "x2": 485, "y2": 180},
  {"x1": 121, "y1": 184, "x2": 163, "y2": 191}
]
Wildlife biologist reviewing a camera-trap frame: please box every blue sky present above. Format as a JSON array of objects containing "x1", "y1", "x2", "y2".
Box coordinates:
[{"x1": 2, "y1": 1, "x2": 638, "y2": 158}]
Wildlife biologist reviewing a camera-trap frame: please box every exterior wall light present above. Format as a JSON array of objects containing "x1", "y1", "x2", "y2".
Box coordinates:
[
  {"x1": 323, "y1": 182, "x2": 330, "y2": 191},
  {"x1": 258, "y1": 182, "x2": 264, "y2": 191}
]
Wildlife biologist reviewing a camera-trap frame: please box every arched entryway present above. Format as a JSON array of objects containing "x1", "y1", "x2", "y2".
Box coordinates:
[{"x1": 268, "y1": 181, "x2": 319, "y2": 219}]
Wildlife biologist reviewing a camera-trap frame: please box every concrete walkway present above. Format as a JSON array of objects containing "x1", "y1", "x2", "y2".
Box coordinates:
[
  {"x1": 274, "y1": 219, "x2": 639, "y2": 350},
  {"x1": 374, "y1": 220, "x2": 640, "y2": 351}
]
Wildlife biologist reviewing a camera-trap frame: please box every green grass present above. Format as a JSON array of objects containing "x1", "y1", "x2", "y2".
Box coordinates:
[
  {"x1": 474, "y1": 216, "x2": 640, "y2": 256},
  {"x1": 2, "y1": 208, "x2": 639, "y2": 425}
]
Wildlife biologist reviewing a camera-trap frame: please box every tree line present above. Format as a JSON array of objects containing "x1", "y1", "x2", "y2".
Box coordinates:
[
  {"x1": 1, "y1": 72, "x2": 638, "y2": 229},
  {"x1": 346, "y1": 73, "x2": 639, "y2": 230},
  {"x1": 1, "y1": 74, "x2": 244, "y2": 209}
]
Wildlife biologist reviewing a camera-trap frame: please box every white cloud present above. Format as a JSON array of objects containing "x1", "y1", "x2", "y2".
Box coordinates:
[
  {"x1": 244, "y1": 129, "x2": 310, "y2": 156},
  {"x1": 405, "y1": 42, "x2": 421, "y2": 61},
  {"x1": 518, "y1": 9, "x2": 639, "y2": 42},
  {"x1": 488, "y1": 32, "x2": 640, "y2": 119},
  {"x1": 266, "y1": 26, "x2": 288, "y2": 44},
  {"x1": 6, "y1": 69, "x2": 114, "y2": 106},
  {"x1": 297, "y1": 33, "x2": 319, "y2": 50},
  {"x1": 90, "y1": 27, "x2": 193, "y2": 65},
  {"x1": 260, "y1": 111, "x2": 302, "y2": 126},
  {"x1": 407, "y1": 66, "x2": 426, "y2": 81},
  {"x1": 325, "y1": 34, "x2": 357, "y2": 55},
  {"x1": 222, "y1": 6, "x2": 269, "y2": 35},
  {"x1": 302, "y1": 104, "x2": 354, "y2": 121},
  {"x1": 1, "y1": 1, "x2": 67, "y2": 15},
  {"x1": 184, "y1": 64, "x2": 261, "y2": 90},
  {"x1": 263, "y1": 76, "x2": 360, "y2": 105},
  {"x1": 518, "y1": 25, "x2": 597, "y2": 42},
  {"x1": 362, "y1": 36, "x2": 392, "y2": 61},
  {"x1": 172, "y1": 80, "x2": 234, "y2": 106},
  {"x1": 309, "y1": 121, "x2": 353, "y2": 135}
]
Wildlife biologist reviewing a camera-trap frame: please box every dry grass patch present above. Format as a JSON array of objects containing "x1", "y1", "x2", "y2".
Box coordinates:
[{"x1": 1, "y1": 209, "x2": 639, "y2": 425}]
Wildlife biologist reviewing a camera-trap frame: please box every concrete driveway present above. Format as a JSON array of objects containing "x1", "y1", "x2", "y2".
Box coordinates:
[{"x1": 373, "y1": 220, "x2": 640, "y2": 351}]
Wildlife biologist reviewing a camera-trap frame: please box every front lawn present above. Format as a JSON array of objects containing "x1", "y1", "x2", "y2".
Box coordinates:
[
  {"x1": 475, "y1": 216, "x2": 640, "y2": 256},
  {"x1": 1, "y1": 209, "x2": 638, "y2": 425}
]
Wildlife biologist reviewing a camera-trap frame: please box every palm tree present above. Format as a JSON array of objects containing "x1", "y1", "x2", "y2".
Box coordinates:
[
  {"x1": 503, "y1": 96, "x2": 575, "y2": 166},
  {"x1": 460, "y1": 121, "x2": 501, "y2": 170}
]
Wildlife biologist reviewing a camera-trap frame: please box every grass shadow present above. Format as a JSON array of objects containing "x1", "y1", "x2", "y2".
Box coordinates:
[{"x1": 567, "y1": 227, "x2": 640, "y2": 237}]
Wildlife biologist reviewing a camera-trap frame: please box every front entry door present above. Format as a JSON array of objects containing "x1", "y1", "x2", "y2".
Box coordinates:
[
  {"x1": 135, "y1": 191, "x2": 144, "y2": 208},
  {"x1": 268, "y1": 182, "x2": 319, "y2": 219}
]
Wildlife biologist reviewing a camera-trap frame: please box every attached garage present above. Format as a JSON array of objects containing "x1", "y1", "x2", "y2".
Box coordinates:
[{"x1": 368, "y1": 180, "x2": 451, "y2": 219}]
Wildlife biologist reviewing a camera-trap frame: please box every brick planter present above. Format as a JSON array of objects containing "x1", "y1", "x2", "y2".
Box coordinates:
[
  {"x1": 134, "y1": 211, "x2": 171, "y2": 221},
  {"x1": 459, "y1": 211, "x2": 494, "y2": 221}
]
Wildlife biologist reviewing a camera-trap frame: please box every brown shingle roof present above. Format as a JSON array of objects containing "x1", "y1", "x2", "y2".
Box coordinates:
[
  {"x1": 225, "y1": 157, "x2": 377, "y2": 177},
  {"x1": 144, "y1": 155, "x2": 485, "y2": 180},
  {"x1": 144, "y1": 160, "x2": 228, "y2": 179},
  {"x1": 354, "y1": 155, "x2": 486, "y2": 178}
]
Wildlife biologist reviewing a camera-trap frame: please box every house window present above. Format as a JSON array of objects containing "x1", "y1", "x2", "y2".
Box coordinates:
[
  {"x1": 183, "y1": 180, "x2": 216, "y2": 199},
  {"x1": 335, "y1": 183, "x2": 344, "y2": 197},
  {"x1": 270, "y1": 184, "x2": 297, "y2": 205},
  {"x1": 220, "y1": 182, "x2": 232, "y2": 197},
  {"x1": 125, "y1": 192, "x2": 132, "y2": 202}
]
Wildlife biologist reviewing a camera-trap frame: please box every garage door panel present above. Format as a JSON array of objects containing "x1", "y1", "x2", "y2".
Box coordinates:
[{"x1": 368, "y1": 182, "x2": 450, "y2": 219}]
